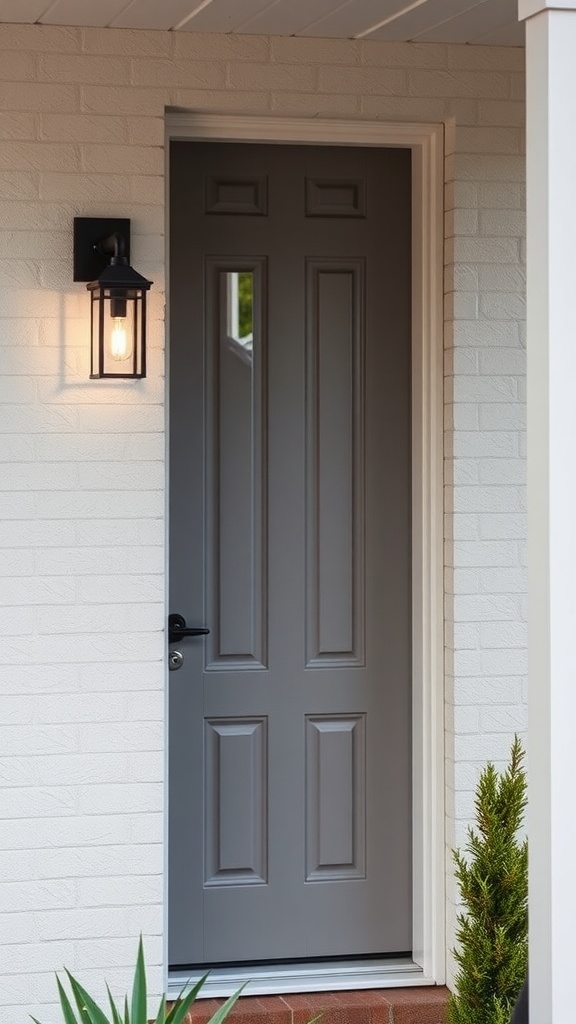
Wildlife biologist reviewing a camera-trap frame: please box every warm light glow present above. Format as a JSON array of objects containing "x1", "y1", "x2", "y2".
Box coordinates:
[{"x1": 110, "y1": 317, "x2": 132, "y2": 361}]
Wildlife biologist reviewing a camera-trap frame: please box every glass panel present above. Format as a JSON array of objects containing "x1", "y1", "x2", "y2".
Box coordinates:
[
  {"x1": 215, "y1": 268, "x2": 259, "y2": 659},
  {"x1": 91, "y1": 290, "x2": 143, "y2": 378},
  {"x1": 225, "y1": 271, "x2": 254, "y2": 362},
  {"x1": 204, "y1": 259, "x2": 267, "y2": 669}
]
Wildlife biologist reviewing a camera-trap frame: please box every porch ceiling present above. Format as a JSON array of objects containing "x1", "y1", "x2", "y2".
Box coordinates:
[{"x1": 0, "y1": 0, "x2": 523, "y2": 46}]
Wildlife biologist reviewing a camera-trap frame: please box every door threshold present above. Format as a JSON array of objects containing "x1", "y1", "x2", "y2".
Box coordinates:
[{"x1": 168, "y1": 958, "x2": 430, "y2": 998}]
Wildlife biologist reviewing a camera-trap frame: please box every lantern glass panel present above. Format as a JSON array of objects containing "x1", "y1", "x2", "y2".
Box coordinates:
[{"x1": 90, "y1": 286, "x2": 146, "y2": 379}]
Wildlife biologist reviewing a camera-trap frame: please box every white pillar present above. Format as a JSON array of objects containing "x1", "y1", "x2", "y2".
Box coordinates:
[{"x1": 519, "y1": 2, "x2": 576, "y2": 1021}]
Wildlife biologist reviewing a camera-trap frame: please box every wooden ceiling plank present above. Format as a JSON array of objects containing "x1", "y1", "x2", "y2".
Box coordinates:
[
  {"x1": 0, "y1": 0, "x2": 53, "y2": 20},
  {"x1": 301, "y1": 0, "x2": 413, "y2": 38},
  {"x1": 365, "y1": 0, "x2": 484, "y2": 40},
  {"x1": 110, "y1": 0, "x2": 205, "y2": 30},
  {"x1": 414, "y1": 0, "x2": 519, "y2": 42},
  {"x1": 39, "y1": 0, "x2": 132, "y2": 26},
  {"x1": 177, "y1": 0, "x2": 275, "y2": 32},
  {"x1": 236, "y1": 0, "x2": 344, "y2": 35}
]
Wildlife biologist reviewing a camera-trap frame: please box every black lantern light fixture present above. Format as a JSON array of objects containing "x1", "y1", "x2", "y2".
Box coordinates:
[{"x1": 73, "y1": 217, "x2": 153, "y2": 379}]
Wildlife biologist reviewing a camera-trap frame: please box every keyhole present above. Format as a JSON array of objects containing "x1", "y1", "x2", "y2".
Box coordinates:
[{"x1": 169, "y1": 649, "x2": 184, "y2": 671}]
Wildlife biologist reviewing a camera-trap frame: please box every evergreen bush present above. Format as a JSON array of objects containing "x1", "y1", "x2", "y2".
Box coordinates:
[{"x1": 448, "y1": 736, "x2": 528, "y2": 1024}]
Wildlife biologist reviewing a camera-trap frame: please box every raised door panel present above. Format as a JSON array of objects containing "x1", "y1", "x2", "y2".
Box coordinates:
[
  {"x1": 204, "y1": 718, "x2": 268, "y2": 886},
  {"x1": 306, "y1": 715, "x2": 366, "y2": 881},
  {"x1": 306, "y1": 259, "x2": 365, "y2": 667}
]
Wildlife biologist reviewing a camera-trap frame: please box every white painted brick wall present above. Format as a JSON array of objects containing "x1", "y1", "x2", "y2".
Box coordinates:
[{"x1": 0, "y1": 23, "x2": 525, "y2": 1019}]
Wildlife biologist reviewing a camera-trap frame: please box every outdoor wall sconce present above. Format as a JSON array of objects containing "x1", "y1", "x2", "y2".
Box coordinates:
[{"x1": 73, "y1": 217, "x2": 152, "y2": 379}]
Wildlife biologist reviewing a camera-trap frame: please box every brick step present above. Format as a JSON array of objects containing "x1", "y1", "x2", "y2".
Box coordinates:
[{"x1": 184, "y1": 988, "x2": 449, "y2": 1024}]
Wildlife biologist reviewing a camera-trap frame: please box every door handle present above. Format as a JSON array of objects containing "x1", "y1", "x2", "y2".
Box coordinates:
[{"x1": 168, "y1": 613, "x2": 210, "y2": 644}]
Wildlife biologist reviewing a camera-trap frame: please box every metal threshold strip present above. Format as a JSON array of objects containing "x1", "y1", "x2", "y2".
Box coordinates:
[{"x1": 167, "y1": 958, "x2": 428, "y2": 998}]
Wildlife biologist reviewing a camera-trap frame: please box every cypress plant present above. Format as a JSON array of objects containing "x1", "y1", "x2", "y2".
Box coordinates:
[{"x1": 448, "y1": 736, "x2": 528, "y2": 1024}]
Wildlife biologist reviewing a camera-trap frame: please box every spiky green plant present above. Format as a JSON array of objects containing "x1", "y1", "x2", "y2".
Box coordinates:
[
  {"x1": 31, "y1": 937, "x2": 245, "y2": 1024},
  {"x1": 448, "y1": 736, "x2": 528, "y2": 1024}
]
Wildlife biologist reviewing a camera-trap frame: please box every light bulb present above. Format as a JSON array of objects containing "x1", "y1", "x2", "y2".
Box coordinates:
[{"x1": 109, "y1": 317, "x2": 132, "y2": 361}]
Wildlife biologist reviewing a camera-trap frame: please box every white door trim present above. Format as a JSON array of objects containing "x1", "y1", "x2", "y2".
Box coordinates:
[{"x1": 165, "y1": 113, "x2": 445, "y2": 991}]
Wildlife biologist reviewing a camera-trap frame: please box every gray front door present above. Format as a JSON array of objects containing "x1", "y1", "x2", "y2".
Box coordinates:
[{"x1": 169, "y1": 141, "x2": 412, "y2": 968}]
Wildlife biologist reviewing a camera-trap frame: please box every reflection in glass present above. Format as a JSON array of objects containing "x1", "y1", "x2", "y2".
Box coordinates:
[{"x1": 225, "y1": 271, "x2": 254, "y2": 364}]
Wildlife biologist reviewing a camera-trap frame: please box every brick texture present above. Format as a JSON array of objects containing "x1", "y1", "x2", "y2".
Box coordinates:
[{"x1": 0, "y1": 22, "x2": 526, "y2": 1022}]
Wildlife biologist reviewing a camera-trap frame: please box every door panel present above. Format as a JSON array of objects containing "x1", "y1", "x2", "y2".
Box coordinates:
[
  {"x1": 169, "y1": 141, "x2": 412, "y2": 967},
  {"x1": 306, "y1": 259, "x2": 364, "y2": 665},
  {"x1": 204, "y1": 717, "x2": 268, "y2": 886},
  {"x1": 305, "y1": 714, "x2": 366, "y2": 881}
]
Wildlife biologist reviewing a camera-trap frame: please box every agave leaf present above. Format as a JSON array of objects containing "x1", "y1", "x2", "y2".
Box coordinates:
[
  {"x1": 56, "y1": 976, "x2": 82, "y2": 1024},
  {"x1": 31, "y1": 1017, "x2": 44, "y2": 1024},
  {"x1": 106, "y1": 985, "x2": 123, "y2": 1024},
  {"x1": 205, "y1": 983, "x2": 247, "y2": 1024},
  {"x1": 165, "y1": 974, "x2": 212, "y2": 1024},
  {"x1": 155, "y1": 995, "x2": 167, "y2": 1024},
  {"x1": 66, "y1": 971, "x2": 111, "y2": 1024},
  {"x1": 131, "y1": 937, "x2": 147, "y2": 1024},
  {"x1": 124, "y1": 996, "x2": 130, "y2": 1024}
]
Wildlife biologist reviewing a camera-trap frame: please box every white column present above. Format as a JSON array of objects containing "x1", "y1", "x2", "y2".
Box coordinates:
[{"x1": 519, "y1": 2, "x2": 576, "y2": 1021}]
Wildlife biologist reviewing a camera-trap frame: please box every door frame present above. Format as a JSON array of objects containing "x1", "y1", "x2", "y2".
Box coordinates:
[{"x1": 165, "y1": 113, "x2": 445, "y2": 992}]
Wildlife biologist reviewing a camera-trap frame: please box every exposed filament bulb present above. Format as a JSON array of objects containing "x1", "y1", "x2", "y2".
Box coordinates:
[{"x1": 110, "y1": 317, "x2": 132, "y2": 361}]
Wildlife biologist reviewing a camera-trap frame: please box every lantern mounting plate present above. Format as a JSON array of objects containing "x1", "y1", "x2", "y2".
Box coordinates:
[{"x1": 73, "y1": 217, "x2": 131, "y2": 282}]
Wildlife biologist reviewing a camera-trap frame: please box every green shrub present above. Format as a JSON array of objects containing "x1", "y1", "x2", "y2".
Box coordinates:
[
  {"x1": 448, "y1": 736, "x2": 528, "y2": 1024},
  {"x1": 32, "y1": 937, "x2": 244, "y2": 1024}
]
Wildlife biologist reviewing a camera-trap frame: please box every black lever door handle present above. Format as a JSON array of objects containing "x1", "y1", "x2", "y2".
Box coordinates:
[{"x1": 168, "y1": 613, "x2": 210, "y2": 644}]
